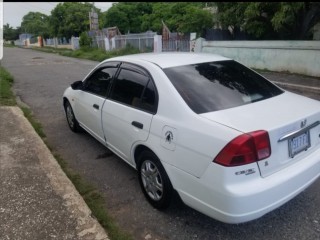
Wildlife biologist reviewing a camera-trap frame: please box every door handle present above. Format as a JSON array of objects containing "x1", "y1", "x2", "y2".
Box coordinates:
[
  {"x1": 132, "y1": 121, "x2": 143, "y2": 129},
  {"x1": 93, "y1": 104, "x2": 99, "y2": 110}
]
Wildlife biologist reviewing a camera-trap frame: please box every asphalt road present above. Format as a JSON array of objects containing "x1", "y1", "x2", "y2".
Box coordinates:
[{"x1": 2, "y1": 47, "x2": 320, "y2": 240}]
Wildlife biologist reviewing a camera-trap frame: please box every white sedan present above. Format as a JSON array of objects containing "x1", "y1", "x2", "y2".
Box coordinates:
[{"x1": 63, "y1": 53, "x2": 320, "y2": 223}]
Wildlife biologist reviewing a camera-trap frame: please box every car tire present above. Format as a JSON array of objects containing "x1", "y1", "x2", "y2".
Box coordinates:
[
  {"x1": 137, "y1": 150, "x2": 173, "y2": 209},
  {"x1": 64, "y1": 100, "x2": 80, "y2": 133}
]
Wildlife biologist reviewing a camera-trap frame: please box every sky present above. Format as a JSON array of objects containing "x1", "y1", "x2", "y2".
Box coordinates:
[{"x1": 3, "y1": 2, "x2": 114, "y2": 28}]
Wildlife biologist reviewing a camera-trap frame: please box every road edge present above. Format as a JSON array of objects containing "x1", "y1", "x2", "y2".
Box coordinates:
[{"x1": 7, "y1": 106, "x2": 110, "y2": 240}]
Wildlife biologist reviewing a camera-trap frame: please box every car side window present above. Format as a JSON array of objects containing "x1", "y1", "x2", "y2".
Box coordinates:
[
  {"x1": 83, "y1": 67, "x2": 117, "y2": 97},
  {"x1": 140, "y1": 80, "x2": 156, "y2": 112},
  {"x1": 110, "y1": 66, "x2": 157, "y2": 113}
]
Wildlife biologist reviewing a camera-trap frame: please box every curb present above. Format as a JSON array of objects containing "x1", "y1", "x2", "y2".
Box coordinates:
[
  {"x1": 2, "y1": 106, "x2": 109, "y2": 240},
  {"x1": 271, "y1": 81, "x2": 320, "y2": 94}
]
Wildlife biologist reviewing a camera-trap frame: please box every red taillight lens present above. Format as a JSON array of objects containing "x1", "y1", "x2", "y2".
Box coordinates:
[
  {"x1": 214, "y1": 130, "x2": 271, "y2": 167},
  {"x1": 250, "y1": 130, "x2": 271, "y2": 160}
]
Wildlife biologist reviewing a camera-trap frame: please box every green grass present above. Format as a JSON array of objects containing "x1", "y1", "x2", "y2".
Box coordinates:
[
  {"x1": 4, "y1": 43, "x2": 16, "y2": 48},
  {"x1": 53, "y1": 153, "x2": 133, "y2": 240},
  {"x1": 32, "y1": 46, "x2": 74, "y2": 55},
  {"x1": 32, "y1": 45, "x2": 143, "y2": 62},
  {"x1": 0, "y1": 66, "x2": 16, "y2": 105},
  {"x1": 20, "y1": 106, "x2": 46, "y2": 138},
  {"x1": 1, "y1": 66, "x2": 132, "y2": 240}
]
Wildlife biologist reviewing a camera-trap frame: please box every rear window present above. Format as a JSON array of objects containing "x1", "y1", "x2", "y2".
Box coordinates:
[{"x1": 163, "y1": 60, "x2": 283, "y2": 114}]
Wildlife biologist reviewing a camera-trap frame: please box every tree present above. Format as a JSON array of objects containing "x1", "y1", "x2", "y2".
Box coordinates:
[
  {"x1": 50, "y1": 2, "x2": 101, "y2": 38},
  {"x1": 215, "y1": 2, "x2": 320, "y2": 40},
  {"x1": 3, "y1": 24, "x2": 21, "y2": 40},
  {"x1": 242, "y1": 3, "x2": 279, "y2": 39},
  {"x1": 103, "y1": 2, "x2": 214, "y2": 36},
  {"x1": 103, "y1": 2, "x2": 153, "y2": 33},
  {"x1": 214, "y1": 2, "x2": 250, "y2": 39},
  {"x1": 140, "y1": 3, "x2": 173, "y2": 33},
  {"x1": 21, "y1": 12, "x2": 50, "y2": 38},
  {"x1": 102, "y1": 4, "x2": 130, "y2": 33},
  {"x1": 271, "y1": 2, "x2": 320, "y2": 39},
  {"x1": 178, "y1": 5, "x2": 213, "y2": 35}
]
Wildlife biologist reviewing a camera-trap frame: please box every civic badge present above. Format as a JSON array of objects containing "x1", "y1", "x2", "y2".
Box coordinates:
[{"x1": 301, "y1": 119, "x2": 307, "y2": 128}]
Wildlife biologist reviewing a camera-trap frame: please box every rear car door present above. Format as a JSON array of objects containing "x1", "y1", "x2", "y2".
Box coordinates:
[
  {"x1": 102, "y1": 63, "x2": 157, "y2": 162},
  {"x1": 74, "y1": 63, "x2": 119, "y2": 142}
]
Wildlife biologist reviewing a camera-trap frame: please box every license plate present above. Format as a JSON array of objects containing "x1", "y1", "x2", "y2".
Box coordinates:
[{"x1": 288, "y1": 131, "x2": 311, "y2": 158}]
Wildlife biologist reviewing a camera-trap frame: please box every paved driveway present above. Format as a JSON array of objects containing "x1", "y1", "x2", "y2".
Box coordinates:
[{"x1": 2, "y1": 47, "x2": 320, "y2": 240}]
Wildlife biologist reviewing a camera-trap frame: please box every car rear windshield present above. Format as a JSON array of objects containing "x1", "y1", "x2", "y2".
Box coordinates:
[{"x1": 163, "y1": 60, "x2": 283, "y2": 114}]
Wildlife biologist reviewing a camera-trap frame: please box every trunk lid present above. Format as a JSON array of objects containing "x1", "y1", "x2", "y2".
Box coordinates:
[{"x1": 201, "y1": 92, "x2": 320, "y2": 177}]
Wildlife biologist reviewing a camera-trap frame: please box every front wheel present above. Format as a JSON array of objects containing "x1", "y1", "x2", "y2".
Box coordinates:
[
  {"x1": 64, "y1": 100, "x2": 80, "y2": 132},
  {"x1": 137, "y1": 151, "x2": 173, "y2": 209}
]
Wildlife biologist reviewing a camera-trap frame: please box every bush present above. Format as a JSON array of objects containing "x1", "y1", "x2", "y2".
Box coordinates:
[{"x1": 79, "y1": 32, "x2": 92, "y2": 48}]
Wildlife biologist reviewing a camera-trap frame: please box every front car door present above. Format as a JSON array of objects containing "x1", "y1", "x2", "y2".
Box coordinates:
[
  {"x1": 102, "y1": 63, "x2": 158, "y2": 163},
  {"x1": 74, "y1": 62, "x2": 119, "y2": 143}
]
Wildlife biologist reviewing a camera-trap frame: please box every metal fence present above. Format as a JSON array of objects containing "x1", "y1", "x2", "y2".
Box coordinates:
[
  {"x1": 88, "y1": 30, "x2": 194, "y2": 52},
  {"x1": 44, "y1": 38, "x2": 55, "y2": 46},
  {"x1": 72, "y1": 37, "x2": 80, "y2": 50},
  {"x1": 43, "y1": 37, "x2": 79, "y2": 50},
  {"x1": 44, "y1": 37, "x2": 71, "y2": 45},
  {"x1": 14, "y1": 40, "x2": 23, "y2": 46},
  {"x1": 114, "y1": 32, "x2": 156, "y2": 52},
  {"x1": 57, "y1": 37, "x2": 71, "y2": 45},
  {"x1": 162, "y1": 39, "x2": 190, "y2": 52},
  {"x1": 29, "y1": 37, "x2": 38, "y2": 44},
  {"x1": 92, "y1": 34, "x2": 106, "y2": 49}
]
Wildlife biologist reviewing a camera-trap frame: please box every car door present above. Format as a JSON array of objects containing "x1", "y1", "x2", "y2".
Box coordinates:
[
  {"x1": 102, "y1": 63, "x2": 158, "y2": 162},
  {"x1": 74, "y1": 63, "x2": 119, "y2": 143}
]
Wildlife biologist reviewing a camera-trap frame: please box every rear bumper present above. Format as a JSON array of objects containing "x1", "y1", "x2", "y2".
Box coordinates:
[{"x1": 166, "y1": 146, "x2": 320, "y2": 224}]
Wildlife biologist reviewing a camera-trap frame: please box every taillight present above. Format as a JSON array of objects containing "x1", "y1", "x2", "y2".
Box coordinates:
[{"x1": 214, "y1": 130, "x2": 271, "y2": 167}]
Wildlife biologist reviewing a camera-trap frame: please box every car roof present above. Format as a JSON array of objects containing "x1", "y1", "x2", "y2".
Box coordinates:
[{"x1": 103, "y1": 52, "x2": 231, "y2": 69}]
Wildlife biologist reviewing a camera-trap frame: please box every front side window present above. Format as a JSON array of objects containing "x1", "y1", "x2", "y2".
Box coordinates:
[
  {"x1": 163, "y1": 60, "x2": 283, "y2": 114},
  {"x1": 83, "y1": 67, "x2": 117, "y2": 97},
  {"x1": 109, "y1": 66, "x2": 157, "y2": 113}
]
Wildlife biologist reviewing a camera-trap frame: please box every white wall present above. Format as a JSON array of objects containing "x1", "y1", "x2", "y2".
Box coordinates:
[{"x1": 195, "y1": 39, "x2": 320, "y2": 77}]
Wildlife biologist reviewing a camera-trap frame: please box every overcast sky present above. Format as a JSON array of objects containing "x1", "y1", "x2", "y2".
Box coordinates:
[{"x1": 3, "y1": 2, "x2": 114, "y2": 28}]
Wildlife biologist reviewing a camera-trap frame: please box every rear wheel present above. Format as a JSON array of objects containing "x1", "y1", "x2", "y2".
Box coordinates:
[
  {"x1": 64, "y1": 100, "x2": 80, "y2": 132},
  {"x1": 137, "y1": 151, "x2": 173, "y2": 209}
]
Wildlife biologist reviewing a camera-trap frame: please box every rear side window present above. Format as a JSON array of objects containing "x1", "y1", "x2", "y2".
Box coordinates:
[
  {"x1": 140, "y1": 80, "x2": 157, "y2": 112},
  {"x1": 109, "y1": 67, "x2": 157, "y2": 113},
  {"x1": 163, "y1": 60, "x2": 283, "y2": 114}
]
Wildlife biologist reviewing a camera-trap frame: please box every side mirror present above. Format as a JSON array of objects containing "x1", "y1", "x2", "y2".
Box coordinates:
[{"x1": 71, "y1": 80, "x2": 83, "y2": 90}]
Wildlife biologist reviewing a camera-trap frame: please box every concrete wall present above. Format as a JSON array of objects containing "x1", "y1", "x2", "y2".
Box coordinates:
[
  {"x1": 314, "y1": 22, "x2": 320, "y2": 40},
  {"x1": 196, "y1": 39, "x2": 320, "y2": 77}
]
